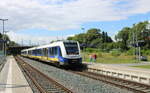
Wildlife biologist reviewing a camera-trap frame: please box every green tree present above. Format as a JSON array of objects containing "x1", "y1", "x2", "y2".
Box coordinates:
[
  {"x1": 115, "y1": 27, "x2": 130, "y2": 50},
  {"x1": 85, "y1": 28, "x2": 101, "y2": 47},
  {"x1": 89, "y1": 38, "x2": 102, "y2": 48},
  {"x1": 67, "y1": 28, "x2": 113, "y2": 49},
  {"x1": 129, "y1": 21, "x2": 150, "y2": 49},
  {"x1": 67, "y1": 33, "x2": 86, "y2": 44}
]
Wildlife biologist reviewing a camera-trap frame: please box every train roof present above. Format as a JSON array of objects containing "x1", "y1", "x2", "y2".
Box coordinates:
[{"x1": 21, "y1": 40, "x2": 78, "y2": 52}]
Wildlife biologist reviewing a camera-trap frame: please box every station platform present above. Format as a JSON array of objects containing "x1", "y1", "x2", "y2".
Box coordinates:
[
  {"x1": 83, "y1": 62, "x2": 150, "y2": 85},
  {"x1": 0, "y1": 56, "x2": 33, "y2": 93}
]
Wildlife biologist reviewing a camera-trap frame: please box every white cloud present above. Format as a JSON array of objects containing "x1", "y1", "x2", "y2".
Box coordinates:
[
  {"x1": 116, "y1": 0, "x2": 150, "y2": 15},
  {"x1": 1, "y1": 0, "x2": 150, "y2": 31},
  {"x1": 7, "y1": 31, "x2": 67, "y2": 45},
  {"x1": 1, "y1": 0, "x2": 150, "y2": 44}
]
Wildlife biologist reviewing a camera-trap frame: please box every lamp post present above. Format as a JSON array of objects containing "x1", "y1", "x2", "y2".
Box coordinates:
[
  {"x1": 132, "y1": 24, "x2": 140, "y2": 62},
  {"x1": 81, "y1": 27, "x2": 85, "y2": 61},
  {"x1": 0, "y1": 19, "x2": 8, "y2": 56},
  {"x1": 4, "y1": 31, "x2": 9, "y2": 55},
  {"x1": 147, "y1": 22, "x2": 150, "y2": 40}
]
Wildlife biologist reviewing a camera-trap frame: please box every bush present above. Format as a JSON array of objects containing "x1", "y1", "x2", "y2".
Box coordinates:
[
  {"x1": 111, "y1": 50, "x2": 121, "y2": 57},
  {"x1": 126, "y1": 48, "x2": 134, "y2": 55},
  {"x1": 85, "y1": 48, "x2": 100, "y2": 53},
  {"x1": 142, "y1": 50, "x2": 150, "y2": 56}
]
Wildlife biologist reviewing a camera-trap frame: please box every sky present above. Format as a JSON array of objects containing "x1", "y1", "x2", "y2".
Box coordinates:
[{"x1": 0, "y1": 0, "x2": 150, "y2": 45}]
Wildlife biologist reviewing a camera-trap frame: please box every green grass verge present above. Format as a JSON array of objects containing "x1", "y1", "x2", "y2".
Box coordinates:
[
  {"x1": 82, "y1": 52, "x2": 150, "y2": 64},
  {"x1": 132, "y1": 65, "x2": 150, "y2": 69}
]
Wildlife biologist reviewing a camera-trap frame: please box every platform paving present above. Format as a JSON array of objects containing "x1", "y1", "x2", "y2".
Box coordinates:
[
  {"x1": 0, "y1": 56, "x2": 33, "y2": 93},
  {"x1": 84, "y1": 61, "x2": 150, "y2": 66}
]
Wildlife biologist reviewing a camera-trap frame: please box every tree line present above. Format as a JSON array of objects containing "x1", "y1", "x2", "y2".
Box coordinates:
[
  {"x1": 67, "y1": 21, "x2": 150, "y2": 52},
  {"x1": 68, "y1": 28, "x2": 112, "y2": 48}
]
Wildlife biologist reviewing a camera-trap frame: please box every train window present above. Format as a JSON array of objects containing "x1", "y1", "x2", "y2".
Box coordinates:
[
  {"x1": 30, "y1": 51, "x2": 32, "y2": 55},
  {"x1": 64, "y1": 42, "x2": 79, "y2": 55},
  {"x1": 46, "y1": 48, "x2": 48, "y2": 56},
  {"x1": 49, "y1": 47, "x2": 59, "y2": 56},
  {"x1": 35, "y1": 50, "x2": 37, "y2": 55},
  {"x1": 27, "y1": 51, "x2": 28, "y2": 54},
  {"x1": 31, "y1": 50, "x2": 34, "y2": 55},
  {"x1": 43, "y1": 48, "x2": 48, "y2": 57},
  {"x1": 31, "y1": 50, "x2": 33, "y2": 55},
  {"x1": 43, "y1": 48, "x2": 48, "y2": 56},
  {"x1": 32, "y1": 50, "x2": 36, "y2": 55},
  {"x1": 58, "y1": 47, "x2": 62, "y2": 56},
  {"x1": 37, "y1": 49, "x2": 42, "y2": 55},
  {"x1": 51, "y1": 48, "x2": 54, "y2": 55},
  {"x1": 49, "y1": 48, "x2": 52, "y2": 56},
  {"x1": 54, "y1": 47, "x2": 58, "y2": 56},
  {"x1": 28, "y1": 51, "x2": 31, "y2": 55},
  {"x1": 51, "y1": 47, "x2": 55, "y2": 56}
]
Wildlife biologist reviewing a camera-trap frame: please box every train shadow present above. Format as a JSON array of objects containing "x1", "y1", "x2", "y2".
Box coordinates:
[
  {"x1": 63, "y1": 64, "x2": 88, "y2": 71},
  {"x1": 36, "y1": 59, "x2": 88, "y2": 71}
]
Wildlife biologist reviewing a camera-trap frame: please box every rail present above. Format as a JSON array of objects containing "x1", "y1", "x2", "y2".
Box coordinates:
[
  {"x1": 15, "y1": 56, "x2": 73, "y2": 93},
  {"x1": 70, "y1": 70, "x2": 150, "y2": 93}
]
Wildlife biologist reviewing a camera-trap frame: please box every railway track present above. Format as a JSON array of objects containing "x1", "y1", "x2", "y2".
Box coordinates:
[
  {"x1": 70, "y1": 70, "x2": 150, "y2": 93},
  {"x1": 15, "y1": 56, "x2": 73, "y2": 93},
  {"x1": 18, "y1": 56, "x2": 150, "y2": 93}
]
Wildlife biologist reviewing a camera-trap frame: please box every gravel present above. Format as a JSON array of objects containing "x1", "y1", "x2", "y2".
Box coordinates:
[{"x1": 21, "y1": 57, "x2": 133, "y2": 93}]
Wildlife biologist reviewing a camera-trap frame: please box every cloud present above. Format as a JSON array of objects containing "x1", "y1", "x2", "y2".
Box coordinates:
[
  {"x1": 1, "y1": 0, "x2": 150, "y2": 44},
  {"x1": 116, "y1": 0, "x2": 150, "y2": 15},
  {"x1": 1, "y1": 0, "x2": 150, "y2": 31},
  {"x1": 130, "y1": 0, "x2": 150, "y2": 14},
  {"x1": 7, "y1": 31, "x2": 67, "y2": 45}
]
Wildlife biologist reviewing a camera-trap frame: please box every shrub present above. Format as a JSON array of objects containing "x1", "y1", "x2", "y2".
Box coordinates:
[
  {"x1": 143, "y1": 50, "x2": 150, "y2": 56},
  {"x1": 85, "y1": 48, "x2": 100, "y2": 53},
  {"x1": 111, "y1": 50, "x2": 121, "y2": 57},
  {"x1": 126, "y1": 48, "x2": 134, "y2": 55}
]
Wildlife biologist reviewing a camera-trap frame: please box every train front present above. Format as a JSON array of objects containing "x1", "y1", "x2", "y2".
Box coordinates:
[{"x1": 61, "y1": 41, "x2": 82, "y2": 66}]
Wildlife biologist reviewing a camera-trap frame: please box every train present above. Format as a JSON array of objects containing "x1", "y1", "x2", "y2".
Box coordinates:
[{"x1": 21, "y1": 40, "x2": 82, "y2": 66}]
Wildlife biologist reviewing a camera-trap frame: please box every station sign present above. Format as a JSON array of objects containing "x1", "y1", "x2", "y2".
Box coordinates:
[
  {"x1": 0, "y1": 39, "x2": 7, "y2": 43},
  {"x1": 131, "y1": 40, "x2": 146, "y2": 47}
]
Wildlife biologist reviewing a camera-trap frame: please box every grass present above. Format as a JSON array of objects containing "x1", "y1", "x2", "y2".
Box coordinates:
[
  {"x1": 82, "y1": 52, "x2": 150, "y2": 64},
  {"x1": 132, "y1": 65, "x2": 150, "y2": 69}
]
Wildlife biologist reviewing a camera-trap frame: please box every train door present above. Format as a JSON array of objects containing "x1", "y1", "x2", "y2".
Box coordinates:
[
  {"x1": 43, "y1": 48, "x2": 48, "y2": 60},
  {"x1": 48, "y1": 47, "x2": 61, "y2": 62},
  {"x1": 57, "y1": 46, "x2": 62, "y2": 57},
  {"x1": 53, "y1": 47, "x2": 58, "y2": 58}
]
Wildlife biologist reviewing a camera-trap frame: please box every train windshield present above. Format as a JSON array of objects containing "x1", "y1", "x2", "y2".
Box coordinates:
[{"x1": 64, "y1": 42, "x2": 79, "y2": 55}]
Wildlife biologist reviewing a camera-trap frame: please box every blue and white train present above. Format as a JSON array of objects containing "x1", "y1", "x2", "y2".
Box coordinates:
[{"x1": 21, "y1": 40, "x2": 82, "y2": 66}]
